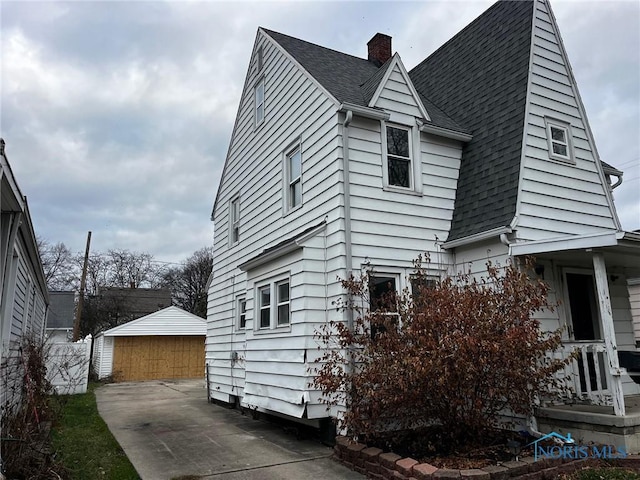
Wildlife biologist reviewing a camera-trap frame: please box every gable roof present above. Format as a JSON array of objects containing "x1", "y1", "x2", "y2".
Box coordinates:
[
  {"x1": 410, "y1": 0, "x2": 535, "y2": 241},
  {"x1": 102, "y1": 305, "x2": 206, "y2": 337},
  {"x1": 263, "y1": 28, "x2": 467, "y2": 135}
]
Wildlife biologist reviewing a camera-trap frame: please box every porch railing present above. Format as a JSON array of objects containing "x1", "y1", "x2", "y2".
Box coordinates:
[{"x1": 562, "y1": 341, "x2": 612, "y2": 406}]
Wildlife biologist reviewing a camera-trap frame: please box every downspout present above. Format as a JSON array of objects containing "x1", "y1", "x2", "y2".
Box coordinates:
[{"x1": 342, "y1": 110, "x2": 354, "y2": 332}]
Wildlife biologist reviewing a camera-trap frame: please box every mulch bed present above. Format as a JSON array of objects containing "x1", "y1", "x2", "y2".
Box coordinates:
[{"x1": 361, "y1": 426, "x2": 535, "y2": 469}]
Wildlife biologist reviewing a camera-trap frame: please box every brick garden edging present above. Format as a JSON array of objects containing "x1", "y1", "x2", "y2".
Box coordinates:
[{"x1": 332, "y1": 436, "x2": 628, "y2": 479}]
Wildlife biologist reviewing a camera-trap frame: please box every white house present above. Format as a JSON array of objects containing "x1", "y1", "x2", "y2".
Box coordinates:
[
  {"x1": 93, "y1": 306, "x2": 206, "y2": 382},
  {"x1": 1, "y1": 138, "x2": 49, "y2": 467},
  {"x1": 207, "y1": 0, "x2": 640, "y2": 448}
]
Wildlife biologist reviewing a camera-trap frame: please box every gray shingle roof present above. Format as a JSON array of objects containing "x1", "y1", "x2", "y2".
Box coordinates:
[
  {"x1": 409, "y1": 0, "x2": 535, "y2": 241},
  {"x1": 267, "y1": 1, "x2": 579, "y2": 243},
  {"x1": 263, "y1": 28, "x2": 468, "y2": 134},
  {"x1": 263, "y1": 29, "x2": 378, "y2": 106}
]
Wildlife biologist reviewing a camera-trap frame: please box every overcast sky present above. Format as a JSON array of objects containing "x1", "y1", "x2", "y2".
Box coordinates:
[{"x1": 1, "y1": 0, "x2": 638, "y2": 264}]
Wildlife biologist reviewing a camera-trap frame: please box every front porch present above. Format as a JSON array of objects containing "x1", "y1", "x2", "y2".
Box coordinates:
[
  {"x1": 537, "y1": 395, "x2": 640, "y2": 454},
  {"x1": 510, "y1": 231, "x2": 640, "y2": 452}
]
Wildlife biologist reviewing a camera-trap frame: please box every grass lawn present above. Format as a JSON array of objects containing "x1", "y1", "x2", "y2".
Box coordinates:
[{"x1": 51, "y1": 382, "x2": 140, "y2": 480}]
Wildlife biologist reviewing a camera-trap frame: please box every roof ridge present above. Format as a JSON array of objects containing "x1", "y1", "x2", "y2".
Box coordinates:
[{"x1": 261, "y1": 28, "x2": 375, "y2": 66}]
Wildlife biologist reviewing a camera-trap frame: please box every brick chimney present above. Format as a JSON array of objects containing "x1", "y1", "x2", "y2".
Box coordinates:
[{"x1": 367, "y1": 33, "x2": 392, "y2": 67}]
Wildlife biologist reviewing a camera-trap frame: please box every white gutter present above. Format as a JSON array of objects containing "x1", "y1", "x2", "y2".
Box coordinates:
[
  {"x1": 419, "y1": 123, "x2": 473, "y2": 143},
  {"x1": 442, "y1": 226, "x2": 512, "y2": 249},
  {"x1": 342, "y1": 109, "x2": 354, "y2": 331},
  {"x1": 338, "y1": 102, "x2": 390, "y2": 121},
  {"x1": 509, "y1": 231, "x2": 619, "y2": 257}
]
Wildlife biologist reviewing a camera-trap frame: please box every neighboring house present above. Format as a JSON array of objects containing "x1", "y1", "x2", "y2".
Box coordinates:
[
  {"x1": 1, "y1": 139, "x2": 49, "y2": 465},
  {"x1": 94, "y1": 286, "x2": 171, "y2": 327},
  {"x1": 45, "y1": 291, "x2": 75, "y2": 342},
  {"x1": 93, "y1": 306, "x2": 206, "y2": 382},
  {"x1": 207, "y1": 0, "x2": 640, "y2": 449}
]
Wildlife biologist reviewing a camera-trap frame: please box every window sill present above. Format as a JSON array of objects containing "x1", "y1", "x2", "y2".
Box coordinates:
[
  {"x1": 254, "y1": 325, "x2": 292, "y2": 335},
  {"x1": 283, "y1": 204, "x2": 303, "y2": 217},
  {"x1": 549, "y1": 153, "x2": 575, "y2": 165},
  {"x1": 382, "y1": 186, "x2": 423, "y2": 197}
]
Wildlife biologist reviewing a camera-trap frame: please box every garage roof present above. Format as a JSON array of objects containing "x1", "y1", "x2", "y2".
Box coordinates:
[{"x1": 102, "y1": 306, "x2": 206, "y2": 337}]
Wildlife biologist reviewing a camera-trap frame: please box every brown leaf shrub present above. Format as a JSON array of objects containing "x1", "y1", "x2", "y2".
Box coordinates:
[{"x1": 312, "y1": 256, "x2": 570, "y2": 451}]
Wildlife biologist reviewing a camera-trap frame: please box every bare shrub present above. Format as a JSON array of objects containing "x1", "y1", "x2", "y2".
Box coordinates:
[
  {"x1": 312, "y1": 256, "x2": 571, "y2": 451},
  {"x1": 1, "y1": 335, "x2": 66, "y2": 478}
]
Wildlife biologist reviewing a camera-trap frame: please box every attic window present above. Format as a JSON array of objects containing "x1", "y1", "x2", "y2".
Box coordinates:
[
  {"x1": 256, "y1": 46, "x2": 263, "y2": 73},
  {"x1": 545, "y1": 118, "x2": 574, "y2": 163},
  {"x1": 255, "y1": 79, "x2": 265, "y2": 126}
]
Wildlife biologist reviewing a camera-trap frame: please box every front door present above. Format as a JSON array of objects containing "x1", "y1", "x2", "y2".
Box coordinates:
[
  {"x1": 565, "y1": 271, "x2": 601, "y2": 341},
  {"x1": 564, "y1": 270, "x2": 606, "y2": 393}
]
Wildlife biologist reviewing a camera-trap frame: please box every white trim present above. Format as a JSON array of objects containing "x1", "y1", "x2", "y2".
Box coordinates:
[
  {"x1": 442, "y1": 226, "x2": 512, "y2": 249},
  {"x1": 381, "y1": 121, "x2": 422, "y2": 193},
  {"x1": 229, "y1": 195, "x2": 240, "y2": 246},
  {"x1": 509, "y1": 231, "x2": 618, "y2": 256},
  {"x1": 283, "y1": 140, "x2": 302, "y2": 213},
  {"x1": 368, "y1": 54, "x2": 431, "y2": 121},
  {"x1": 254, "y1": 77, "x2": 265, "y2": 127},
  {"x1": 544, "y1": 116, "x2": 574, "y2": 164},
  {"x1": 419, "y1": 123, "x2": 472, "y2": 142},
  {"x1": 254, "y1": 273, "x2": 291, "y2": 332},
  {"x1": 236, "y1": 296, "x2": 247, "y2": 330},
  {"x1": 338, "y1": 102, "x2": 390, "y2": 121}
]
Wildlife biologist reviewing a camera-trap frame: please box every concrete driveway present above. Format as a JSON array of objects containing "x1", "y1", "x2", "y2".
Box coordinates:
[{"x1": 95, "y1": 379, "x2": 363, "y2": 480}]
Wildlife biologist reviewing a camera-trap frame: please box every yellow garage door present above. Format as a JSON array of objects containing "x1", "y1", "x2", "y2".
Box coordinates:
[{"x1": 112, "y1": 335, "x2": 204, "y2": 382}]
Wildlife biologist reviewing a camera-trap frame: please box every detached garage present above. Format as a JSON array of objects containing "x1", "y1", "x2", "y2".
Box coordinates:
[{"x1": 93, "y1": 306, "x2": 206, "y2": 382}]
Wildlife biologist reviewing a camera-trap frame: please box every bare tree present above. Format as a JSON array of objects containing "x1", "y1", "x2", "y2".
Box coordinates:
[
  {"x1": 36, "y1": 236, "x2": 77, "y2": 291},
  {"x1": 164, "y1": 247, "x2": 213, "y2": 318}
]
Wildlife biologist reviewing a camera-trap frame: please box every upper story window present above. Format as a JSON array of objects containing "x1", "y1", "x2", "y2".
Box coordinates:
[
  {"x1": 544, "y1": 117, "x2": 574, "y2": 163},
  {"x1": 229, "y1": 197, "x2": 240, "y2": 245},
  {"x1": 256, "y1": 46, "x2": 263, "y2": 73},
  {"x1": 286, "y1": 146, "x2": 302, "y2": 210},
  {"x1": 255, "y1": 79, "x2": 265, "y2": 126},
  {"x1": 385, "y1": 125, "x2": 412, "y2": 188},
  {"x1": 257, "y1": 276, "x2": 291, "y2": 330}
]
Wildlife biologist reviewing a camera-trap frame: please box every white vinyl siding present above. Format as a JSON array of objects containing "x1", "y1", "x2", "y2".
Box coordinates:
[
  {"x1": 371, "y1": 63, "x2": 424, "y2": 124},
  {"x1": 516, "y1": 0, "x2": 617, "y2": 241},
  {"x1": 208, "y1": 31, "x2": 344, "y2": 414},
  {"x1": 347, "y1": 115, "x2": 460, "y2": 267}
]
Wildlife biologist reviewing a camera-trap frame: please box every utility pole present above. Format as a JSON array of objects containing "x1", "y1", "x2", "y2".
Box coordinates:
[{"x1": 73, "y1": 231, "x2": 91, "y2": 341}]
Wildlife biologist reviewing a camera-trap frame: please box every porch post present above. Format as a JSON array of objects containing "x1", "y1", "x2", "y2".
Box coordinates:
[{"x1": 592, "y1": 252, "x2": 626, "y2": 416}]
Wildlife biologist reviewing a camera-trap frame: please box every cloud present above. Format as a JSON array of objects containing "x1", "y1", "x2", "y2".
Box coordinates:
[{"x1": 1, "y1": 0, "x2": 638, "y2": 263}]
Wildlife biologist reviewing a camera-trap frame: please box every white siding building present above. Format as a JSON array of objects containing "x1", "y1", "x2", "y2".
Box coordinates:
[{"x1": 208, "y1": 0, "x2": 640, "y2": 449}]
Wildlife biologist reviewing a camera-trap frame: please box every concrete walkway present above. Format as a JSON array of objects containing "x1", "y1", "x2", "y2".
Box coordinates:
[{"x1": 96, "y1": 379, "x2": 363, "y2": 480}]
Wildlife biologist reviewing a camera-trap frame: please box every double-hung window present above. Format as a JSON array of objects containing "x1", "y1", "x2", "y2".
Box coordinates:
[
  {"x1": 286, "y1": 146, "x2": 302, "y2": 209},
  {"x1": 237, "y1": 297, "x2": 247, "y2": 329},
  {"x1": 369, "y1": 275, "x2": 398, "y2": 339},
  {"x1": 259, "y1": 285, "x2": 271, "y2": 328},
  {"x1": 385, "y1": 125, "x2": 412, "y2": 188},
  {"x1": 544, "y1": 117, "x2": 573, "y2": 163},
  {"x1": 257, "y1": 278, "x2": 291, "y2": 330},
  {"x1": 229, "y1": 197, "x2": 240, "y2": 245},
  {"x1": 255, "y1": 78, "x2": 265, "y2": 126}
]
